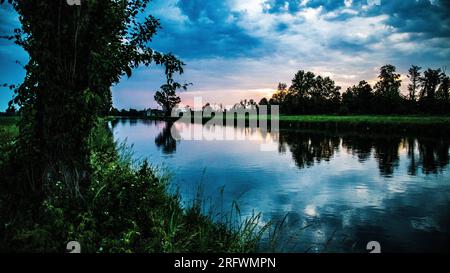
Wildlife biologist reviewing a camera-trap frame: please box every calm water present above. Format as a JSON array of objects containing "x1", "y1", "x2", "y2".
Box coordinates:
[{"x1": 111, "y1": 119, "x2": 450, "y2": 253}]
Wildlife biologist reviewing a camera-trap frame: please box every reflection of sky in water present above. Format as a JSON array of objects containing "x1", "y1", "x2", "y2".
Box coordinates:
[{"x1": 111, "y1": 119, "x2": 450, "y2": 253}]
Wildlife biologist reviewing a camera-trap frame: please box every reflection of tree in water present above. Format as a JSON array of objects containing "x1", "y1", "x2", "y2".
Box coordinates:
[
  {"x1": 155, "y1": 122, "x2": 178, "y2": 154},
  {"x1": 407, "y1": 138, "x2": 418, "y2": 176},
  {"x1": 342, "y1": 137, "x2": 373, "y2": 162},
  {"x1": 416, "y1": 137, "x2": 450, "y2": 174},
  {"x1": 279, "y1": 131, "x2": 340, "y2": 169},
  {"x1": 280, "y1": 130, "x2": 450, "y2": 177},
  {"x1": 342, "y1": 135, "x2": 402, "y2": 176},
  {"x1": 372, "y1": 138, "x2": 402, "y2": 177}
]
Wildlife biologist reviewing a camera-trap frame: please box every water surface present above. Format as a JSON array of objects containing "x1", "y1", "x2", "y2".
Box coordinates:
[{"x1": 111, "y1": 119, "x2": 450, "y2": 253}]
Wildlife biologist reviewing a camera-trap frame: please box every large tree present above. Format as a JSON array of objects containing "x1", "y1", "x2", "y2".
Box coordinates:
[
  {"x1": 290, "y1": 71, "x2": 316, "y2": 98},
  {"x1": 374, "y1": 64, "x2": 402, "y2": 98},
  {"x1": 1, "y1": 0, "x2": 184, "y2": 192},
  {"x1": 373, "y1": 65, "x2": 402, "y2": 113}
]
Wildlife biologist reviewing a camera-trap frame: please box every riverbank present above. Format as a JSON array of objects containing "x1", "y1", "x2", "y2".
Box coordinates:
[
  {"x1": 110, "y1": 114, "x2": 450, "y2": 135},
  {"x1": 278, "y1": 115, "x2": 450, "y2": 135}
]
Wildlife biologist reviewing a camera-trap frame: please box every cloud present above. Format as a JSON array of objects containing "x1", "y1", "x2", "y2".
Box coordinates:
[
  {"x1": 149, "y1": 0, "x2": 264, "y2": 59},
  {"x1": 0, "y1": 0, "x2": 449, "y2": 110},
  {"x1": 366, "y1": 0, "x2": 450, "y2": 38}
]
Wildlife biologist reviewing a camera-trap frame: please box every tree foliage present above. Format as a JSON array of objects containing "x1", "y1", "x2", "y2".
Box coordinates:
[
  {"x1": 407, "y1": 65, "x2": 421, "y2": 102},
  {"x1": 266, "y1": 65, "x2": 450, "y2": 115},
  {"x1": 154, "y1": 83, "x2": 184, "y2": 116},
  {"x1": 1, "y1": 0, "x2": 185, "y2": 192},
  {"x1": 269, "y1": 71, "x2": 341, "y2": 114}
]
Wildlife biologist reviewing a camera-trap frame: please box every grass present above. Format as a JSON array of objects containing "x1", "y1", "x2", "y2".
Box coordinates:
[
  {"x1": 275, "y1": 115, "x2": 450, "y2": 135},
  {"x1": 278, "y1": 115, "x2": 450, "y2": 125}
]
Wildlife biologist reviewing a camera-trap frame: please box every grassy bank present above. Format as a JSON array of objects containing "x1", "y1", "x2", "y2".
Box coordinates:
[
  {"x1": 277, "y1": 115, "x2": 450, "y2": 135},
  {"x1": 278, "y1": 115, "x2": 450, "y2": 125},
  {"x1": 111, "y1": 114, "x2": 450, "y2": 135},
  {"x1": 0, "y1": 117, "x2": 267, "y2": 252}
]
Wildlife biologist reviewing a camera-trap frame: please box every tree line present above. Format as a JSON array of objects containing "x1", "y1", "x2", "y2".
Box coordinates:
[{"x1": 260, "y1": 65, "x2": 450, "y2": 115}]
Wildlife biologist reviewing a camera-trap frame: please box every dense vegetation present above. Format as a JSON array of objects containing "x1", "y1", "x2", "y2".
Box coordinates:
[
  {"x1": 0, "y1": 0, "x2": 265, "y2": 252},
  {"x1": 264, "y1": 65, "x2": 450, "y2": 115},
  {"x1": 0, "y1": 119, "x2": 265, "y2": 252}
]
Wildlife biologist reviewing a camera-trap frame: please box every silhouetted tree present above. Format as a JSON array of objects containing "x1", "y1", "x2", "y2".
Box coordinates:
[
  {"x1": 373, "y1": 65, "x2": 402, "y2": 113},
  {"x1": 154, "y1": 84, "x2": 183, "y2": 116},
  {"x1": 342, "y1": 81, "x2": 374, "y2": 114},
  {"x1": 271, "y1": 70, "x2": 341, "y2": 114},
  {"x1": 407, "y1": 65, "x2": 421, "y2": 102},
  {"x1": 436, "y1": 71, "x2": 450, "y2": 113},
  {"x1": 419, "y1": 68, "x2": 442, "y2": 113},
  {"x1": 270, "y1": 83, "x2": 289, "y2": 106},
  {"x1": 269, "y1": 64, "x2": 449, "y2": 115},
  {"x1": 259, "y1": 97, "x2": 269, "y2": 105}
]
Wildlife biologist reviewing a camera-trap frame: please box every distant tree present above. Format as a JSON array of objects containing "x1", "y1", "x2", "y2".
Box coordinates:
[
  {"x1": 374, "y1": 65, "x2": 402, "y2": 97},
  {"x1": 343, "y1": 81, "x2": 374, "y2": 114},
  {"x1": 278, "y1": 83, "x2": 288, "y2": 90},
  {"x1": 290, "y1": 71, "x2": 316, "y2": 98},
  {"x1": 286, "y1": 71, "x2": 315, "y2": 114},
  {"x1": 418, "y1": 68, "x2": 442, "y2": 113},
  {"x1": 436, "y1": 72, "x2": 450, "y2": 113},
  {"x1": 266, "y1": 64, "x2": 450, "y2": 116},
  {"x1": 374, "y1": 65, "x2": 402, "y2": 113},
  {"x1": 258, "y1": 98, "x2": 268, "y2": 105},
  {"x1": 312, "y1": 76, "x2": 341, "y2": 113},
  {"x1": 270, "y1": 83, "x2": 289, "y2": 106},
  {"x1": 109, "y1": 107, "x2": 120, "y2": 116},
  {"x1": 232, "y1": 99, "x2": 254, "y2": 110},
  {"x1": 269, "y1": 70, "x2": 343, "y2": 114},
  {"x1": 407, "y1": 65, "x2": 421, "y2": 102},
  {"x1": 154, "y1": 84, "x2": 183, "y2": 116},
  {"x1": 420, "y1": 68, "x2": 441, "y2": 101},
  {"x1": 437, "y1": 74, "x2": 450, "y2": 102}
]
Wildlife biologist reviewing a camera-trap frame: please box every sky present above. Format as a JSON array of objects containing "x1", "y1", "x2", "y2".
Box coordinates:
[{"x1": 1, "y1": 0, "x2": 450, "y2": 110}]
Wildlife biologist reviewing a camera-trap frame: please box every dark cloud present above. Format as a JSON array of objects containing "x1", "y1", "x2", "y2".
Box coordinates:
[
  {"x1": 151, "y1": 0, "x2": 264, "y2": 59},
  {"x1": 264, "y1": 0, "x2": 449, "y2": 38},
  {"x1": 263, "y1": 0, "x2": 369, "y2": 14},
  {"x1": 365, "y1": 0, "x2": 450, "y2": 38}
]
